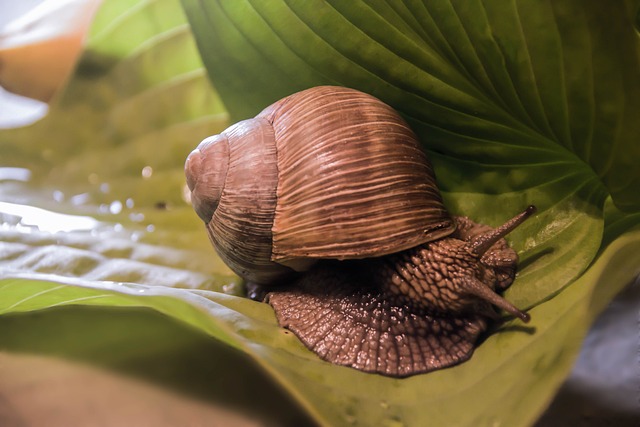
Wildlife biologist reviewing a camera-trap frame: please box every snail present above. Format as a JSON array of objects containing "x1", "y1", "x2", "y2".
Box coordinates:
[{"x1": 185, "y1": 86, "x2": 535, "y2": 377}]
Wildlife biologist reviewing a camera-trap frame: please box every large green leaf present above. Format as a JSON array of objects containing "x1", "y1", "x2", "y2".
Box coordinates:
[
  {"x1": 188, "y1": 0, "x2": 640, "y2": 211},
  {"x1": 1, "y1": 0, "x2": 639, "y2": 426},
  {"x1": 0, "y1": 0, "x2": 228, "y2": 211},
  {"x1": 178, "y1": 0, "x2": 640, "y2": 316},
  {"x1": 1, "y1": 222, "x2": 639, "y2": 426},
  {"x1": 177, "y1": 0, "x2": 640, "y2": 425}
]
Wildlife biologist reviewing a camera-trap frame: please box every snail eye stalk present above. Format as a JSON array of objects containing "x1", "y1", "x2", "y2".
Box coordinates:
[
  {"x1": 460, "y1": 277, "x2": 530, "y2": 323},
  {"x1": 469, "y1": 205, "x2": 536, "y2": 258}
]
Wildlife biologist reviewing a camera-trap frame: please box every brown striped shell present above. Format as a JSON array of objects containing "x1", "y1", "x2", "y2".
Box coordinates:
[{"x1": 185, "y1": 86, "x2": 455, "y2": 285}]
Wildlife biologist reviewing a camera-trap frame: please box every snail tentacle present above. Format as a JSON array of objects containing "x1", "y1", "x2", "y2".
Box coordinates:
[
  {"x1": 460, "y1": 277, "x2": 530, "y2": 323},
  {"x1": 469, "y1": 205, "x2": 537, "y2": 257}
]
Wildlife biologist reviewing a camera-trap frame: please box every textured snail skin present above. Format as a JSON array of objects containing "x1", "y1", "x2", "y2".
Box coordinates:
[
  {"x1": 268, "y1": 262, "x2": 488, "y2": 377},
  {"x1": 186, "y1": 86, "x2": 535, "y2": 377},
  {"x1": 267, "y1": 213, "x2": 532, "y2": 377}
]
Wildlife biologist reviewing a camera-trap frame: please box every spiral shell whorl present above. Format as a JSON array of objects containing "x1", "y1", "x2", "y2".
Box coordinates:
[
  {"x1": 189, "y1": 119, "x2": 295, "y2": 284},
  {"x1": 187, "y1": 86, "x2": 455, "y2": 285},
  {"x1": 259, "y1": 86, "x2": 454, "y2": 262},
  {"x1": 185, "y1": 134, "x2": 229, "y2": 223}
]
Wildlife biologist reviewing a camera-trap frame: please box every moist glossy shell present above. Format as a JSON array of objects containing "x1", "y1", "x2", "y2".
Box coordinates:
[
  {"x1": 258, "y1": 86, "x2": 454, "y2": 262},
  {"x1": 200, "y1": 118, "x2": 293, "y2": 284}
]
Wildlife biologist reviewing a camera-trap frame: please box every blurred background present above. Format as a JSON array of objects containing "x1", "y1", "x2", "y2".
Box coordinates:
[{"x1": 0, "y1": 0, "x2": 50, "y2": 127}]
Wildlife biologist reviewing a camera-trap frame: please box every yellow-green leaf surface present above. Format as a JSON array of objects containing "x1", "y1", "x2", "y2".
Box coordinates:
[
  {"x1": 1, "y1": 0, "x2": 227, "y2": 210},
  {"x1": 0, "y1": 0, "x2": 232, "y2": 269},
  {"x1": 182, "y1": 0, "x2": 640, "y2": 425},
  {"x1": 1, "y1": 1, "x2": 640, "y2": 426},
  {"x1": 1, "y1": 222, "x2": 639, "y2": 426}
]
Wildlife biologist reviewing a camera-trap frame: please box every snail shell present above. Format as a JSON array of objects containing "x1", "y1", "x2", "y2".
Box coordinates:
[
  {"x1": 186, "y1": 86, "x2": 533, "y2": 377},
  {"x1": 187, "y1": 86, "x2": 454, "y2": 283}
]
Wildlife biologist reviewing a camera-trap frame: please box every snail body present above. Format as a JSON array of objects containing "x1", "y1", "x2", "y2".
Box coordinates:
[{"x1": 186, "y1": 86, "x2": 534, "y2": 377}]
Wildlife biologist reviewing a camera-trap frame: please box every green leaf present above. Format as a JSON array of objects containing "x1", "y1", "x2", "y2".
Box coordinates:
[
  {"x1": 178, "y1": 0, "x2": 640, "y2": 301},
  {"x1": 176, "y1": 0, "x2": 640, "y2": 425},
  {"x1": 183, "y1": 0, "x2": 640, "y2": 211},
  {"x1": 0, "y1": 0, "x2": 239, "y2": 282},
  {"x1": 1, "y1": 224, "x2": 639, "y2": 426},
  {"x1": 0, "y1": 0, "x2": 228, "y2": 210}
]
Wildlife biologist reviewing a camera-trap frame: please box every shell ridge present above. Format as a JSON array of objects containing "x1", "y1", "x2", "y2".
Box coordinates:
[{"x1": 271, "y1": 87, "x2": 453, "y2": 261}]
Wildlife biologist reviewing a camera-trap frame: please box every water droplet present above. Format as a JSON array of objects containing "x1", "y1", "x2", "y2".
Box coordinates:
[
  {"x1": 0, "y1": 167, "x2": 31, "y2": 181},
  {"x1": 222, "y1": 283, "x2": 236, "y2": 294},
  {"x1": 70, "y1": 193, "x2": 90, "y2": 205},
  {"x1": 146, "y1": 224, "x2": 155, "y2": 233},
  {"x1": 109, "y1": 200, "x2": 123, "y2": 214},
  {"x1": 0, "y1": 201, "x2": 100, "y2": 233},
  {"x1": 129, "y1": 212, "x2": 144, "y2": 222},
  {"x1": 141, "y1": 166, "x2": 153, "y2": 179},
  {"x1": 100, "y1": 183, "x2": 110, "y2": 193},
  {"x1": 52, "y1": 190, "x2": 64, "y2": 202},
  {"x1": 125, "y1": 198, "x2": 134, "y2": 209}
]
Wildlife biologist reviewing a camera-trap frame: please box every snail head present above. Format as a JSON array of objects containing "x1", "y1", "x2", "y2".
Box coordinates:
[
  {"x1": 452, "y1": 205, "x2": 536, "y2": 322},
  {"x1": 384, "y1": 205, "x2": 536, "y2": 323}
]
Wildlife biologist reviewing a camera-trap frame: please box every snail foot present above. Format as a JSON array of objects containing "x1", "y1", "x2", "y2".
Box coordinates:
[{"x1": 268, "y1": 261, "x2": 488, "y2": 377}]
